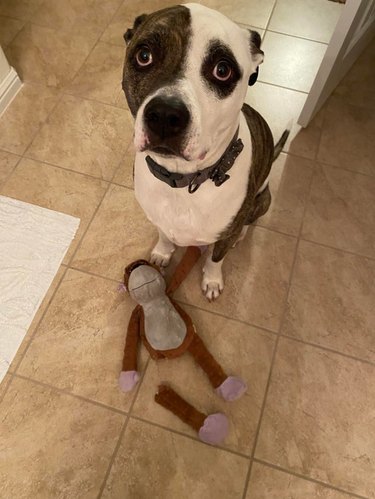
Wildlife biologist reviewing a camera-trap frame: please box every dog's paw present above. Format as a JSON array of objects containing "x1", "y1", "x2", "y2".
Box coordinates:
[
  {"x1": 150, "y1": 251, "x2": 173, "y2": 268},
  {"x1": 201, "y1": 275, "x2": 224, "y2": 301}
]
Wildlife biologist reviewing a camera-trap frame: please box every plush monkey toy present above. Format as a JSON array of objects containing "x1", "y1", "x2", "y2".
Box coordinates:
[{"x1": 119, "y1": 247, "x2": 246, "y2": 445}]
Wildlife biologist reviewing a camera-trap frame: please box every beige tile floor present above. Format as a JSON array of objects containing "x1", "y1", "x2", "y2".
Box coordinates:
[{"x1": 1, "y1": 1, "x2": 374, "y2": 498}]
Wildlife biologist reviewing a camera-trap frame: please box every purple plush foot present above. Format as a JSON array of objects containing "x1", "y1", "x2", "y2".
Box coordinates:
[
  {"x1": 198, "y1": 413, "x2": 229, "y2": 445},
  {"x1": 118, "y1": 370, "x2": 140, "y2": 392},
  {"x1": 216, "y1": 376, "x2": 247, "y2": 401}
]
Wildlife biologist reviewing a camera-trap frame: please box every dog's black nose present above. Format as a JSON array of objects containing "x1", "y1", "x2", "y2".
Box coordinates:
[{"x1": 144, "y1": 96, "x2": 190, "y2": 139}]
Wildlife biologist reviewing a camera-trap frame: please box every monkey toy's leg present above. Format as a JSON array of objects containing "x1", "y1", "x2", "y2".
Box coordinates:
[
  {"x1": 188, "y1": 334, "x2": 247, "y2": 401},
  {"x1": 118, "y1": 306, "x2": 141, "y2": 392},
  {"x1": 155, "y1": 384, "x2": 229, "y2": 445}
]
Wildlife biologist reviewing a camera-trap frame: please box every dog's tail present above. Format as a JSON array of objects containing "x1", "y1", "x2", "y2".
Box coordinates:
[{"x1": 273, "y1": 122, "x2": 291, "y2": 162}]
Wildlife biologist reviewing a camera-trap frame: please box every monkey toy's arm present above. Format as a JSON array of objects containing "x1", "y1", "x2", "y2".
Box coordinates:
[{"x1": 118, "y1": 305, "x2": 141, "y2": 392}]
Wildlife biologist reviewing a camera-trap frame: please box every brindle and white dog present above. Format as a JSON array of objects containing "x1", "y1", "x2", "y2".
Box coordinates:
[{"x1": 122, "y1": 3, "x2": 289, "y2": 301}]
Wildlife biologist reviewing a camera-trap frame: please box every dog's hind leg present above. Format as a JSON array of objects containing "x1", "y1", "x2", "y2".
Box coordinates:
[{"x1": 150, "y1": 229, "x2": 176, "y2": 267}]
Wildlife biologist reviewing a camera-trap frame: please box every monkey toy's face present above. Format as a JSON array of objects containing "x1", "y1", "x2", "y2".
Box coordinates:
[{"x1": 127, "y1": 264, "x2": 166, "y2": 305}]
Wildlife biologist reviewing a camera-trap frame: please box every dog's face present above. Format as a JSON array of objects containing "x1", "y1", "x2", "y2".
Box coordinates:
[{"x1": 122, "y1": 3, "x2": 263, "y2": 163}]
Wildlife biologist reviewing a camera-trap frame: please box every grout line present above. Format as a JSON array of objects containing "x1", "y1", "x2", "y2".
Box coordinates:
[
  {"x1": 264, "y1": 0, "x2": 278, "y2": 32},
  {"x1": 67, "y1": 266, "x2": 122, "y2": 284},
  {"x1": 175, "y1": 299, "x2": 279, "y2": 337},
  {"x1": 61, "y1": 90, "x2": 129, "y2": 112},
  {"x1": 253, "y1": 223, "x2": 298, "y2": 239},
  {"x1": 9, "y1": 373, "x2": 128, "y2": 416},
  {"x1": 256, "y1": 79, "x2": 309, "y2": 95},
  {"x1": 253, "y1": 459, "x2": 370, "y2": 499},
  {"x1": 110, "y1": 179, "x2": 133, "y2": 189},
  {"x1": 264, "y1": 28, "x2": 330, "y2": 46},
  {"x1": 21, "y1": 155, "x2": 112, "y2": 184},
  {"x1": 299, "y1": 237, "x2": 375, "y2": 262},
  {"x1": 241, "y1": 336, "x2": 280, "y2": 499},
  {"x1": 129, "y1": 414, "x2": 252, "y2": 460},
  {"x1": 21, "y1": 91, "x2": 65, "y2": 159},
  {"x1": 0, "y1": 152, "x2": 23, "y2": 189},
  {"x1": 317, "y1": 160, "x2": 375, "y2": 180},
  {"x1": 96, "y1": 357, "x2": 151, "y2": 499},
  {"x1": 279, "y1": 334, "x2": 375, "y2": 368}
]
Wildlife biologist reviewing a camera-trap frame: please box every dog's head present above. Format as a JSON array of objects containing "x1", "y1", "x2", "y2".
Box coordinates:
[{"x1": 122, "y1": 3, "x2": 263, "y2": 164}]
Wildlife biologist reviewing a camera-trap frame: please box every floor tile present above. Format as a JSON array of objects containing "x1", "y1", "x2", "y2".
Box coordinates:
[
  {"x1": 334, "y1": 38, "x2": 375, "y2": 111},
  {"x1": 202, "y1": 0, "x2": 275, "y2": 29},
  {"x1": 0, "y1": 15, "x2": 24, "y2": 46},
  {"x1": 0, "y1": 83, "x2": 59, "y2": 155},
  {"x1": 30, "y1": 0, "x2": 122, "y2": 36},
  {"x1": 260, "y1": 32, "x2": 327, "y2": 93},
  {"x1": 256, "y1": 338, "x2": 375, "y2": 498},
  {"x1": 302, "y1": 164, "x2": 375, "y2": 258},
  {"x1": 247, "y1": 462, "x2": 352, "y2": 498},
  {"x1": 0, "y1": 376, "x2": 124, "y2": 499},
  {"x1": 282, "y1": 241, "x2": 375, "y2": 363},
  {"x1": 246, "y1": 83, "x2": 324, "y2": 160},
  {"x1": 18, "y1": 269, "x2": 148, "y2": 411},
  {"x1": 102, "y1": 418, "x2": 249, "y2": 499},
  {"x1": 268, "y1": 0, "x2": 342, "y2": 43},
  {"x1": 318, "y1": 96, "x2": 375, "y2": 176},
  {"x1": 0, "y1": 0, "x2": 43, "y2": 21},
  {"x1": 6, "y1": 23, "x2": 98, "y2": 88},
  {"x1": 0, "y1": 150, "x2": 20, "y2": 187},
  {"x1": 27, "y1": 95, "x2": 132, "y2": 180},
  {"x1": 8, "y1": 266, "x2": 66, "y2": 372},
  {"x1": 101, "y1": 0, "x2": 177, "y2": 46},
  {"x1": 175, "y1": 227, "x2": 297, "y2": 332},
  {"x1": 133, "y1": 305, "x2": 275, "y2": 454},
  {"x1": 256, "y1": 153, "x2": 314, "y2": 236},
  {"x1": 1, "y1": 158, "x2": 108, "y2": 263},
  {"x1": 0, "y1": 374, "x2": 11, "y2": 399},
  {"x1": 112, "y1": 145, "x2": 135, "y2": 188},
  {"x1": 67, "y1": 42, "x2": 125, "y2": 106},
  {"x1": 72, "y1": 185, "x2": 156, "y2": 280}
]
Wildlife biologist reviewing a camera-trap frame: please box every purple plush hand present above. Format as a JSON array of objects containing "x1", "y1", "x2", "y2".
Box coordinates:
[
  {"x1": 198, "y1": 413, "x2": 229, "y2": 445},
  {"x1": 216, "y1": 376, "x2": 247, "y2": 401},
  {"x1": 118, "y1": 370, "x2": 140, "y2": 392}
]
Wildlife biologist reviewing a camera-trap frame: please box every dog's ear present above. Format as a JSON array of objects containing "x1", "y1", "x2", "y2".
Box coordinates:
[
  {"x1": 248, "y1": 30, "x2": 264, "y2": 86},
  {"x1": 124, "y1": 14, "x2": 148, "y2": 45}
]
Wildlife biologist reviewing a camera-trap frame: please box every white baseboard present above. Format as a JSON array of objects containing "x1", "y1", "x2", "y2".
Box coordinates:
[{"x1": 0, "y1": 67, "x2": 22, "y2": 118}]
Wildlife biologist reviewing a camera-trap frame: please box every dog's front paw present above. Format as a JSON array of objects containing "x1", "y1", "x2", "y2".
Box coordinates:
[
  {"x1": 150, "y1": 251, "x2": 173, "y2": 268},
  {"x1": 201, "y1": 275, "x2": 224, "y2": 301}
]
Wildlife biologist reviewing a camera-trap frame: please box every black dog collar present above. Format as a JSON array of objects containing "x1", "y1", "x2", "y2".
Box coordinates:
[{"x1": 145, "y1": 130, "x2": 244, "y2": 194}]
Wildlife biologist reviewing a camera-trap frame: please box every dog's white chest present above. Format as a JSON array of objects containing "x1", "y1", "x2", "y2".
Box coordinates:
[{"x1": 134, "y1": 117, "x2": 252, "y2": 247}]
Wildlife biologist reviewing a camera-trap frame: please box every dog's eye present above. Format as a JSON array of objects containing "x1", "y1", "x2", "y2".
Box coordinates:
[
  {"x1": 213, "y1": 61, "x2": 232, "y2": 81},
  {"x1": 135, "y1": 46, "x2": 153, "y2": 67}
]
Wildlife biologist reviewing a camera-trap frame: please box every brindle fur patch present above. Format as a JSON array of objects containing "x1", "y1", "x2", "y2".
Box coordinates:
[
  {"x1": 122, "y1": 6, "x2": 191, "y2": 116},
  {"x1": 212, "y1": 103, "x2": 276, "y2": 262}
]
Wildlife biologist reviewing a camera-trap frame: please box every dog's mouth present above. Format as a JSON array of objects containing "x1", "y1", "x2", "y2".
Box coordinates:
[
  {"x1": 143, "y1": 143, "x2": 190, "y2": 161},
  {"x1": 151, "y1": 145, "x2": 179, "y2": 157}
]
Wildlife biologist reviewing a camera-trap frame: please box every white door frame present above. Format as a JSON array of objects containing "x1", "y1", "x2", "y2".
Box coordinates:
[{"x1": 298, "y1": 0, "x2": 375, "y2": 127}]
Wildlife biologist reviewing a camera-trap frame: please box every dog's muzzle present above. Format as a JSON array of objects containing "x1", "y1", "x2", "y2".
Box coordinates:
[{"x1": 143, "y1": 96, "x2": 190, "y2": 155}]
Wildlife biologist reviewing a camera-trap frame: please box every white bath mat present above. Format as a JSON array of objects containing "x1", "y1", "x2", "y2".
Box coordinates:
[{"x1": 0, "y1": 196, "x2": 80, "y2": 383}]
